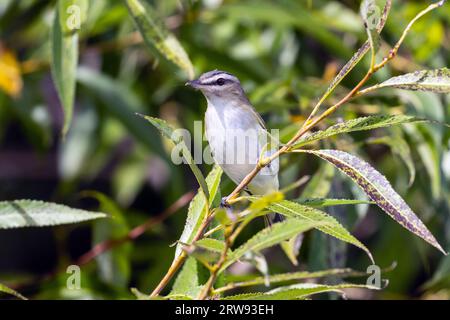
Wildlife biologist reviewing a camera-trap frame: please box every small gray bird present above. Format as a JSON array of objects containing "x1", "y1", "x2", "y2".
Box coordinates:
[{"x1": 186, "y1": 70, "x2": 279, "y2": 200}]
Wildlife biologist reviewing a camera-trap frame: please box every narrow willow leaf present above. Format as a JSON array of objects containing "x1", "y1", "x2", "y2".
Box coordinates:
[
  {"x1": 141, "y1": 115, "x2": 209, "y2": 201},
  {"x1": 175, "y1": 165, "x2": 223, "y2": 260},
  {"x1": 297, "y1": 198, "x2": 374, "y2": 207},
  {"x1": 51, "y1": 1, "x2": 81, "y2": 137},
  {"x1": 219, "y1": 219, "x2": 326, "y2": 273},
  {"x1": 223, "y1": 283, "x2": 379, "y2": 300},
  {"x1": 125, "y1": 0, "x2": 194, "y2": 79},
  {"x1": 361, "y1": 68, "x2": 450, "y2": 94},
  {"x1": 215, "y1": 268, "x2": 367, "y2": 293},
  {"x1": 170, "y1": 257, "x2": 203, "y2": 299},
  {"x1": 195, "y1": 238, "x2": 226, "y2": 253},
  {"x1": 360, "y1": 0, "x2": 381, "y2": 59},
  {"x1": 264, "y1": 199, "x2": 373, "y2": 262},
  {"x1": 0, "y1": 283, "x2": 27, "y2": 300},
  {"x1": 306, "y1": 149, "x2": 446, "y2": 255},
  {"x1": 293, "y1": 115, "x2": 427, "y2": 148},
  {"x1": 0, "y1": 200, "x2": 107, "y2": 229},
  {"x1": 315, "y1": 0, "x2": 391, "y2": 106}
]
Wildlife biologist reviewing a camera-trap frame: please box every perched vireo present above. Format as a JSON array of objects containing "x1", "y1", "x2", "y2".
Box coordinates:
[{"x1": 186, "y1": 70, "x2": 279, "y2": 206}]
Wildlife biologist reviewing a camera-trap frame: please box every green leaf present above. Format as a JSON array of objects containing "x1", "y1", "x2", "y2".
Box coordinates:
[
  {"x1": 174, "y1": 165, "x2": 223, "y2": 260},
  {"x1": 362, "y1": 68, "x2": 450, "y2": 94},
  {"x1": 360, "y1": 0, "x2": 381, "y2": 66},
  {"x1": 219, "y1": 219, "x2": 326, "y2": 273},
  {"x1": 0, "y1": 283, "x2": 27, "y2": 300},
  {"x1": 215, "y1": 268, "x2": 368, "y2": 293},
  {"x1": 0, "y1": 200, "x2": 107, "y2": 229},
  {"x1": 305, "y1": 149, "x2": 446, "y2": 255},
  {"x1": 223, "y1": 283, "x2": 379, "y2": 300},
  {"x1": 170, "y1": 256, "x2": 203, "y2": 299},
  {"x1": 297, "y1": 198, "x2": 374, "y2": 207},
  {"x1": 140, "y1": 115, "x2": 209, "y2": 202},
  {"x1": 124, "y1": 0, "x2": 194, "y2": 79},
  {"x1": 293, "y1": 115, "x2": 427, "y2": 148},
  {"x1": 263, "y1": 199, "x2": 373, "y2": 262},
  {"x1": 314, "y1": 0, "x2": 391, "y2": 107},
  {"x1": 51, "y1": 1, "x2": 81, "y2": 137},
  {"x1": 195, "y1": 238, "x2": 227, "y2": 253}
]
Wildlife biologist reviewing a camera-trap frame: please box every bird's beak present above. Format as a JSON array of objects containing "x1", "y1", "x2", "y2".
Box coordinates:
[{"x1": 185, "y1": 79, "x2": 201, "y2": 89}]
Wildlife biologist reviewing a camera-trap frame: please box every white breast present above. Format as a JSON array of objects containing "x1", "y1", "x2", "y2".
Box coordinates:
[{"x1": 204, "y1": 100, "x2": 279, "y2": 195}]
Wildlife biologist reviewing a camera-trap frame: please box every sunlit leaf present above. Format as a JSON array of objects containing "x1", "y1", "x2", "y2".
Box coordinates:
[
  {"x1": 297, "y1": 198, "x2": 374, "y2": 207},
  {"x1": 215, "y1": 267, "x2": 368, "y2": 293},
  {"x1": 360, "y1": 0, "x2": 381, "y2": 66},
  {"x1": 293, "y1": 115, "x2": 427, "y2": 148},
  {"x1": 360, "y1": 68, "x2": 450, "y2": 94},
  {"x1": 0, "y1": 283, "x2": 27, "y2": 300},
  {"x1": 170, "y1": 256, "x2": 203, "y2": 299},
  {"x1": 304, "y1": 149, "x2": 446, "y2": 255},
  {"x1": 219, "y1": 219, "x2": 326, "y2": 273},
  {"x1": 0, "y1": 200, "x2": 107, "y2": 229},
  {"x1": 223, "y1": 283, "x2": 379, "y2": 300},
  {"x1": 263, "y1": 199, "x2": 373, "y2": 262},
  {"x1": 175, "y1": 165, "x2": 223, "y2": 260},
  {"x1": 125, "y1": 0, "x2": 194, "y2": 79}
]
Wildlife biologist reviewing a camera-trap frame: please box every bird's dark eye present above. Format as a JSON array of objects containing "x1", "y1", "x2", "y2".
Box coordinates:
[{"x1": 216, "y1": 78, "x2": 225, "y2": 86}]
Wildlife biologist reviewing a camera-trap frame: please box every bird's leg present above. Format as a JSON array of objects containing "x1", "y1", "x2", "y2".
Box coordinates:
[{"x1": 220, "y1": 196, "x2": 231, "y2": 209}]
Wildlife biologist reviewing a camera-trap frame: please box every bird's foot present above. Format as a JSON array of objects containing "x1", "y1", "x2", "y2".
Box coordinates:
[{"x1": 220, "y1": 196, "x2": 231, "y2": 209}]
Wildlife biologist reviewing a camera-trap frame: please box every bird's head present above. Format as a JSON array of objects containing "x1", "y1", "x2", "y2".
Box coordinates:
[{"x1": 186, "y1": 70, "x2": 248, "y2": 104}]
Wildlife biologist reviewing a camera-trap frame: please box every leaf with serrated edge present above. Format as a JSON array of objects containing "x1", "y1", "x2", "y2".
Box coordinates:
[
  {"x1": 223, "y1": 283, "x2": 379, "y2": 300},
  {"x1": 305, "y1": 149, "x2": 446, "y2": 255},
  {"x1": 361, "y1": 0, "x2": 381, "y2": 56},
  {"x1": 0, "y1": 200, "x2": 107, "y2": 229},
  {"x1": 215, "y1": 268, "x2": 368, "y2": 293},
  {"x1": 297, "y1": 198, "x2": 374, "y2": 207},
  {"x1": 170, "y1": 257, "x2": 202, "y2": 298},
  {"x1": 366, "y1": 68, "x2": 450, "y2": 94},
  {"x1": 175, "y1": 165, "x2": 223, "y2": 260},
  {"x1": 262, "y1": 199, "x2": 373, "y2": 262},
  {"x1": 293, "y1": 115, "x2": 426, "y2": 148},
  {"x1": 219, "y1": 219, "x2": 327, "y2": 273}
]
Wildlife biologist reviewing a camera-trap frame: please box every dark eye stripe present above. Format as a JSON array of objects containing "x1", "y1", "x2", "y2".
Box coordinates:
[{"x1": 202, "y1": 78, "x2": 230, "y2": 86}]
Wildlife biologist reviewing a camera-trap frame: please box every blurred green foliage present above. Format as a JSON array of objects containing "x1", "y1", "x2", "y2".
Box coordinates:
[{"x1": 0, "y1": 0, "x2": 449, "y2": 300}]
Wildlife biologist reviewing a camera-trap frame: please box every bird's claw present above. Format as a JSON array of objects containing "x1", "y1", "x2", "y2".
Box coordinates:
[{"x1": 220, "y1": 197, "x2": 231, "y2": 209}]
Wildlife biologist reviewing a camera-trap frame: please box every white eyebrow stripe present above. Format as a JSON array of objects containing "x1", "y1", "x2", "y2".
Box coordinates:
[{"x1": 201, "y1": 73, "x2": 236, "y2": 85}]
